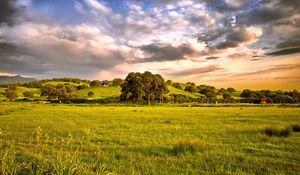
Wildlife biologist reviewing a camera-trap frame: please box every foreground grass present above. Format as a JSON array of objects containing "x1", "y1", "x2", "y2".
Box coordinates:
[{"x1": 0, "y1": 103, "x2": 299, "y2": 174}]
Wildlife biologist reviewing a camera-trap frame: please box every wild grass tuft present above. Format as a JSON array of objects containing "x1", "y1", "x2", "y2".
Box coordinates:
[
  {"x1": 263, "y1": 126, "x2": 292, "y2": 137},
  {"x1": 171, "y1": 140, "x2": 204, "y2": 156}
]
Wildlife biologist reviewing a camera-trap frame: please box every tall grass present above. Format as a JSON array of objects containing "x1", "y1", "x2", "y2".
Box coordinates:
[
  {"x1": 0, "y1": 104, "x2": 299, "y2": 174},
  {"x1": 291, "y1": 124, "x2": 300, "y2": 132},
  {"x1": 262, "y1": 126, "x2": 292, "y2": 137}
]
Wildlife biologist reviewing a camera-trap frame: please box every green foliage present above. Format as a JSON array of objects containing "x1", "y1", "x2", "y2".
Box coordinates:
[
  {"x1": 199, "y1": 86, "x2": 217, "y2": 102},
  {"x1": 77, "y1": 84, "x2": 88, "y2": 90},
  {"x1": 90, "y1": 80, "x2": 101, "y2": 87},
  {"x1": 263, "y1": 126, "x2": 292, "y2": 137},
  {"x1": 172, "y1": 83, "x2": 183, "y2": 90},
  {"x1": 227, "y1": 87, "x2": 237, "y2": 94},
  {"x1": 218, "y1": 88, "x2": 226, "y2": 95},
  {"x1": 121, "y1": 72, "x2": 169, "y2": 104},
  {"x1": 41, "y1": 84, "x2": 58, "y2": 100},
  {"x1": 0, "y1": 74, "x2": 299, "y2": 104},
  {"x1": 166, "y1": 80, "x2": 173, "y2": 86},
  {"x1": 184, "y1": 85, "x2": 197, "y2": 93},
  {"x1": 56, "y1": 84, "x2": 79, "y2": 100},
  {"x1": 88, "y1": 91, "x2": 94, "y2": 97},
  {"x1": 41, "y1": 84, "x2": 78, "y2": 101},
  {"x1": 240, "y1": 89, "x2": 300, "y2": 103},
  {"x1": 23, "y1": 91, "x2": 34, "y2": 98},
  {"x1": 222, "y1": 92, "x2": 233, "y2": 103},
  {"x1": 112, "y1": 78, "x2": 124, "y2": 87},
  {"x1": 2, "y1": 88, "x2": 18, "y2": 101},
  {"x1": 186, "y1": 82, "x2": 196, "y2": 86}
]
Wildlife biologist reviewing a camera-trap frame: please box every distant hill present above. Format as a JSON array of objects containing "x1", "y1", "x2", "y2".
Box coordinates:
[{"x1": 0, "y1": 75, "x2": 37, "y2": 84}]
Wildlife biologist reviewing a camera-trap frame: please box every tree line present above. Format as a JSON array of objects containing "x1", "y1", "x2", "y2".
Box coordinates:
[{"x1": 0, "y1": 72, "x2": 299, "y2": 104}]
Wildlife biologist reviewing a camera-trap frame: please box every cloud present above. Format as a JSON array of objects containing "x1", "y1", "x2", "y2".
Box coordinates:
[
  {"x1": 167, "y1": 65, "x2": 222, "y2": 76},
  {"x1": 0, "y1": 0, "x2": 24, "y2": 25},
  {"x1": 0, "y1": 22, "x2": 125, "y2": 78},
  {"x1": 0, "y1": 0, "x2": 299, "y2": 89},
  {"x1": 276, "y1": 39, "x2": 300, "y2": 50},
  {"x1": 216, "y1": 26, "x2": 262, "y2": 50},
  {"x1": 266, "y1": 46, "x2": 300, "y2": 56},
  {"x1": 235, "y1": 64, "x2": 300, "y2": 77},
  {"x1": 0, "y1": 42, "x2": 19, "y2": 56},
  {"x1": 134, "y1": 43, "x2": 195, "y2": 63},
  {"x1": 83, "y1": 0, "x2": 111, "y2": 14},
  {"x1": 206, "y1": 56, "x2": 219, "y2": 60},
  {"x1": 237, "y1": 0, "x2": 300, "y2": 25}
]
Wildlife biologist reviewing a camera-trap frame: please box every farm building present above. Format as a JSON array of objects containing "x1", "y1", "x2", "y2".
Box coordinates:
[{"x1": 261, "y1": 97, "x2": 268, "y2": 104}]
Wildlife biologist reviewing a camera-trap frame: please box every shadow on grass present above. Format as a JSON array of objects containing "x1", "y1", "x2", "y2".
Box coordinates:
[{"x1": 131, "y1": 140, "x2": 210, "y2": 157}]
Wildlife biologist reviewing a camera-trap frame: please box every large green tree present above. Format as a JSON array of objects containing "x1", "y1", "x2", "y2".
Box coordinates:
[
  {"x1": 41, "y1": 84, "x2": 78, "y2": 101},
  {"x1": 121, "y1": 72, "x2": 169, "y2": 104},
  {"x1": 199, "y1": 86, "x2": 217, "y2": 103}
]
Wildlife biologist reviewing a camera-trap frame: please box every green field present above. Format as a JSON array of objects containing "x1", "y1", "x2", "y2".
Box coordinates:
[
  {"x1": 78, "y1": 87, "x2": 121, "y2": 99},
  {"x1": 0, "y1": 103, "x2": 299, "y2": 174}
]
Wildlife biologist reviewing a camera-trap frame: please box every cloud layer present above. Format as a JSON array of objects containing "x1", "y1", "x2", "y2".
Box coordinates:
[{"x1": 0, "y1": 0, "x2": 299, "y2": 89}]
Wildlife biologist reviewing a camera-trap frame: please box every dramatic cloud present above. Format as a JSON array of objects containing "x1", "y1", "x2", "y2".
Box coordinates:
[
  {"x1": 135, "y1": 44, "x2": 195, "y2": 62},
  {"x1": 216, "y1": 27, "x2": 262, "y2": 50},
  {"x1": 267, "y1": 47, "x2": 300, "y2": 56},
  {"x1": 0, "y1": 0, "x2": 299, "y2": 89},
  {"x1": 0, "y1": 22, "x2": 125, "y2": 78},
  {"x1": 0, "y1": 0, "x2": 23, "y2": 25}
]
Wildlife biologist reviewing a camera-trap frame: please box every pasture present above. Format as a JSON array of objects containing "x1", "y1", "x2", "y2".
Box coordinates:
[{"x1": 0, "y1": 103, "x2": 299, "y2": 174}]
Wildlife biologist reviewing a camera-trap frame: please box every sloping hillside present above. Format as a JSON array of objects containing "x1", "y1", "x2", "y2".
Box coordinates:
[
  {"x1": 0, "y1": 82, "x2": 241, "y2": 101},
  {"x1": 167, "y1": 86, "x2": 204, "y2": 98},
  {"x1": 78, "y1": 86, "x2": 121, "y2": 99}
]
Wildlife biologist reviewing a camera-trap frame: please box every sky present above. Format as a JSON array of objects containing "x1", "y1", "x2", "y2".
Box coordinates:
[{"x1": 0, "y1": 0, "x2": 299, "y2": 90}]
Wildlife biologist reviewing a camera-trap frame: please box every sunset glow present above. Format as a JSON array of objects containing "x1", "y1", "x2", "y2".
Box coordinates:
[{"x1": 1, "y1": 0, "x2": 299, "y2": 90}]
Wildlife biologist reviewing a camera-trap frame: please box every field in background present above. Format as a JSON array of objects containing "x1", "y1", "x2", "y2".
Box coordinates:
[{"x1": 0, "y1": 103, "x2": 299, "y2": 174}]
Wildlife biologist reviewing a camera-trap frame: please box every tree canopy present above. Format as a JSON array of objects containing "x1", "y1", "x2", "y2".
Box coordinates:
[
  {"x1": 2, "y1": 87, "x2": 18, "y2": 101},
  {"x1": 41, "y1": 84, "x2": 78, "y2": 101},
  {"x1": 121, "y1": 72, "x2": 169, "y2": 104}
]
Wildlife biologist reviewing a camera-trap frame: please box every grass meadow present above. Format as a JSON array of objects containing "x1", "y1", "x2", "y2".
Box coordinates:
[{"x1": 0, "y1": 103, "x2": 299, "y2": 174}]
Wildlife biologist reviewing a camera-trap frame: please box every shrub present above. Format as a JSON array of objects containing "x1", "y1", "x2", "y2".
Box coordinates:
[
  {"x1": 291, "y1": 124, "x2": 300, "y2": 132},
  {"x1": 88, "y1": 91, "x2": 94, "y2": 97},
  {"x1": 3, "y1": 89, "x2": 18, "y2": 101},
  {"x1": 263, "y1": 126, "x2": 292, "y2": 137},
  {"x1": 77, "y1": 84, "x2": 88, "y2": 90},
  {"x1": 171, "y1": 140, "x2": 202, "y2": 156},
  {"x1": 23, "y1": 91, "x2": 34, "y2": 98}
]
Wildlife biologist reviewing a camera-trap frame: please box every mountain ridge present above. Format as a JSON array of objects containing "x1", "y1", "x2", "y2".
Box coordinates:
[{"x1": 0, "y1": 75, "x2": 37, "y2": 84}]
